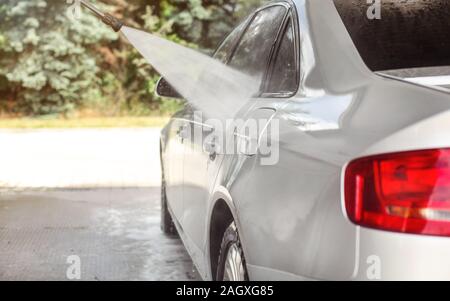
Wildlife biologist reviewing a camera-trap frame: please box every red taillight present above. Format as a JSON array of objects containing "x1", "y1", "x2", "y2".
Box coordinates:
[{"x1": 344, "y1": 149, "x2": 450, "y2": 236}]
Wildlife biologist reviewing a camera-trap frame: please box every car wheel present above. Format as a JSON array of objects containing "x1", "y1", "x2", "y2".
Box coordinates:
[
  {"x1": 216, "y1": 222, "x2": 249, "y2": 281},
  {"x1": 160, "y1": 177, "x2": 177, "y2": 236}
]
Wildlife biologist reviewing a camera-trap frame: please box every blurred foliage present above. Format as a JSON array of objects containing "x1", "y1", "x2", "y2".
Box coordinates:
[
  {"x1": 0, "y1": 0, "x2": 118, "y2": 115},
  {"x1": 0, "y1": 0, "x2": 266, "y2": 117}
]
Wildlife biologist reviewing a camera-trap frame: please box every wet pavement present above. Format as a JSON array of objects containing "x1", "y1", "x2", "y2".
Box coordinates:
[{"x1": 0, "y1": 188, "x2": 199, "y2": 281}]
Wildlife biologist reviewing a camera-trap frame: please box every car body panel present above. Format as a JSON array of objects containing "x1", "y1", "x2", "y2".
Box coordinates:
[
  {"x1": 160, "y1": 0, "x2": 450, "y2": 280},
  {"x1": 182, "y1": 105, "x2": 223, "y2": 262},
  {"x1": 162, "y1": 112, "x2": 187, "y2": 221}
]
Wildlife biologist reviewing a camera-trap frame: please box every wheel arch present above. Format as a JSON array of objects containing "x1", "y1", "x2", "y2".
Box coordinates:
[{"x1": 207, "y1": 186, "x2": 248, "y2": 280}]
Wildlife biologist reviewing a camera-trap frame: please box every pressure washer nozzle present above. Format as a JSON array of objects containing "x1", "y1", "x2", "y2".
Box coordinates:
[
  {"x1": 101, "y1": 13, "x2": 123, "y2": 32},
  {"x1": 79, "y1": 0, "x2": 123, "y2": 32}
]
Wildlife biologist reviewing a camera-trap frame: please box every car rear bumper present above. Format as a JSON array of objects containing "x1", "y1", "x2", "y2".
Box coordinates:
[{"x1": 352, "y1": 227, "x2": 450, "y2": 280}]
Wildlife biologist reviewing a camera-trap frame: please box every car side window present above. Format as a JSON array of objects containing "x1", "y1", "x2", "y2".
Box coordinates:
[
  {"x1": 228, "y1": 6, "x2": 287, "y2": 85},
  {"x1": 265, "y1": 18, "x2": 297, "y2": 95},
  {"x1": 213, "y1": 19, "x2": 248, "y2": 64}
]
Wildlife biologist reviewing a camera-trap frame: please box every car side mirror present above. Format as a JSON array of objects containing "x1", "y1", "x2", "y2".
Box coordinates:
[{"x1": 156, "y1": 77, "x2": 182, "y2": 99}]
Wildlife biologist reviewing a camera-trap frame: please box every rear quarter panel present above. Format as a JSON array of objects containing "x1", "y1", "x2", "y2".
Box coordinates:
[{"x1": 217, "y1": 76, "x2": 450, "y2": 280}]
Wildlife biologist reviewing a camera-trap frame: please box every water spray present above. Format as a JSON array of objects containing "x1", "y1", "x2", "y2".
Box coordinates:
[
  {"x1": 79, "y1": 0, "x2": 123, "y2": 32},
  {"x1": 75, "y1": 0, "x2": 259, "y2": 121}
]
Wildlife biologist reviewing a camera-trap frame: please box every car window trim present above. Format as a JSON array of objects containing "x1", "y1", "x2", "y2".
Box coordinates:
[
  {"x1": 261, "y1": 2, "x2": 301, "y2": 98},
  {"x1": 212, "y1": 15, "x2": 252, "y2": 62},
  {"x1": 223, "y1": 13, "x2": 257, "y2": 65},
  {"x1": 226, "y1": 3, "x2": 290, "y2": 93}
]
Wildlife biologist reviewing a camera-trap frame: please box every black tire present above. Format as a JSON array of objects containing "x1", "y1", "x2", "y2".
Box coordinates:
[
  {"x1": 160, "y1": 177, "x2": 177, "y2": 236},
  {"x1": 216, "y1": 222, "x2": 249, "y2": 281}
]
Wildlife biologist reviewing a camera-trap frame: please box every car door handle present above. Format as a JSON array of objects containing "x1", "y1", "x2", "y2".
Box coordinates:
[
  {"x1": 177, "y1": 125, "x2": 189, "y2": 140},
  {"x1": 203, "y1": 139, "x2": 217, "y2": 161},
  {"x1": 236, "y1": 134, "x2": 257, "y2": 157},
  {"x1": 203, "y1": 125, "x2": 214, "y2": 133}
]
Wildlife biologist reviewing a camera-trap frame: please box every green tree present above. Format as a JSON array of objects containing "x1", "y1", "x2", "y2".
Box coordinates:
[
  {"x1": 158, "y1": 0, "x2": 266, "y2": 50},
  {"x1": 0, "y1": 0, "x2": 117, "y2": 115},
  {"x1": 0, "y1": 0, "x2": 267, "y2": 117}
]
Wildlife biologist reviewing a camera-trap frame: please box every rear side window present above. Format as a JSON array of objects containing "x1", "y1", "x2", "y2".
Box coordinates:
[
  {"x1": 265, "y1": 19, "x2": 297, "y2": 95},
  {"x1": 213, "y1": 20, "x2": 248, "y2": 64},
  {"x1": 229, "y1": 6, "x2": 287, "y2": 83},
  {"x1": 334, "y1": 0, "x2": 450, "y2": 71}
]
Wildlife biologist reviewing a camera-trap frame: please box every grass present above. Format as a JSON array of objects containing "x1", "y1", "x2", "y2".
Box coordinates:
[{"x1": 0, "y1": 116, "x2": 170, "y2": 129}]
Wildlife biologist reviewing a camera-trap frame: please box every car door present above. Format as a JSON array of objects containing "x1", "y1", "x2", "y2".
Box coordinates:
[
  {"x1": 228, "y1": 4, "x2": 295, "y2": 162},
  {"x1": 164, "y1": 107, "x2": 190, "y2": 222},
  {"x1": 181, "y1": 3, "x2": 290, "y2": 255},
  {"x1": 180, "y1": 17, "x2": 251, "y2": 255},
  {"x1": 231, "y1": 12, "x2": 307, "y2": 276}
]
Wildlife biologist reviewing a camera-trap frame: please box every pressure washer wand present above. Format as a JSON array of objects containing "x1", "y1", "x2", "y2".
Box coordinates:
[{"x1": 79, "y1": 0, "x2": 123, "y2": 32}]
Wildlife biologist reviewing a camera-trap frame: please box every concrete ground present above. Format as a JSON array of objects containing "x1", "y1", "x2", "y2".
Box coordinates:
[
  {"x1": 0, "y1": 188, "x2": 198, "y2": 281},
  {"x1": 0, "y1": 129, "x2": 199, "y2": 281}
]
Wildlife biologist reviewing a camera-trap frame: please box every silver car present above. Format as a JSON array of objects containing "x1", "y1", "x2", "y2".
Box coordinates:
[{"x1": 158, "y1": 0, "x2": 450, "y2": 280}]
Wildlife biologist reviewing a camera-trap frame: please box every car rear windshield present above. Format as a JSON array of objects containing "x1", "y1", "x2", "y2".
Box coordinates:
[{"x1": 333, "y1": 0, "x2": 450, "y2": 72}]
